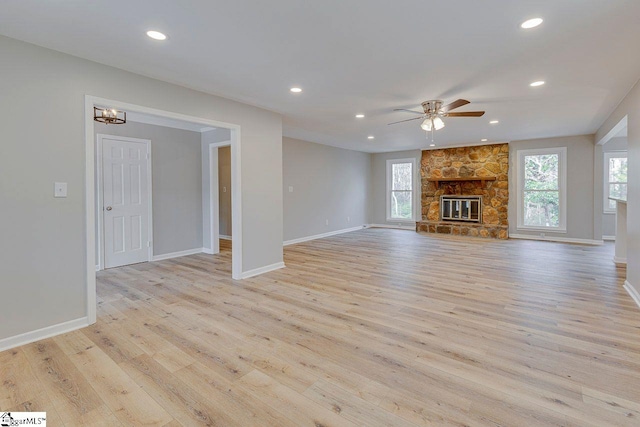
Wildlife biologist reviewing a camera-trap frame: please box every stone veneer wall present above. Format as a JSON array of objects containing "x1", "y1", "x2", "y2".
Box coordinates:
[{"x1": 418, "y1": 143, "x2": 509, "y2": 239}]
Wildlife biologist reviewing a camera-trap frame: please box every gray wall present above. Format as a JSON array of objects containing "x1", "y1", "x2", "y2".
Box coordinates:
[
  {"x1": 219, "y1": 146, "x2": 232, "y2": 237},
  {"x1": 596, "y1": 78, "x2": 640, "y2": 294},
  {"x1": 370, "y1": 150, "x2": 422, "y2": 227},
  {"x1": 283, "y1": 137, "x2": 370, "y2": 242},
  {"x1": 508, "y1": 135, "x2": 596, "y2": 240},
  {"x1": 95, "y1": 121, "x2": 203, "y2": 257},
  {"x1": 601, "y1": 137, "x2": 628, "y2": 237},
  {"x1": 0, "y1": 35, "x2": 282, "y2": 342}
]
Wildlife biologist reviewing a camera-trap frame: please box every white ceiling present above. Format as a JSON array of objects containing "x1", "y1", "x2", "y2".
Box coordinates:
[{"x1": 2, "y1": 0, "x2": 639, "y2": 153}]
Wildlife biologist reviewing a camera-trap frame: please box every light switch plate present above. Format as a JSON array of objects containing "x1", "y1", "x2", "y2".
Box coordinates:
[
  {"x1": 289, "y1": 186, "x2": 294, "y2": 193},
  {"x1": 54, "y1": 182, "x2": 67, "y2": 198}
]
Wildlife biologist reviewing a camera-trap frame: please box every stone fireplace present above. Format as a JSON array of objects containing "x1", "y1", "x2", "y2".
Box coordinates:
[{"x1": 417, "y1": 143, "x2": 509, "y2": 239}]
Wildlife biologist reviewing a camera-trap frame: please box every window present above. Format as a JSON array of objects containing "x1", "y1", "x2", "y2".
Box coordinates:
[
  {"x1": 386, "y1": 158, "x2": 416, "y2": 221},
  {"x1": 517, "y1": 147, "x2": 566, "y2": 232},
  {"x1": 604, "y1": 152, "x2": 627, "y2": 212}
]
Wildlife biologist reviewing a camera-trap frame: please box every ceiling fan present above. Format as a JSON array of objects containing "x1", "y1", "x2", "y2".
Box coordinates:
[{"x1": 388, "y1": 99, "x2": 485, "y2": 131}]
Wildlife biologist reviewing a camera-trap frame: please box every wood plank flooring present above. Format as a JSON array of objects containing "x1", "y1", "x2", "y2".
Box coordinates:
[{"x1": 2, "y1": 229, "x2": 638, "y2": 426}]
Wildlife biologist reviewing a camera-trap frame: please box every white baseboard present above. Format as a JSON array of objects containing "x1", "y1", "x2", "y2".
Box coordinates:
[
  {"x1": 509, "y1": 234, "x2": 603, "y2": 246},
  {"x1": 201, "y1": 247, "x2": 215, "y2": 255},
  {"x1": 283, "y1": 226, "x2": 365, "y2": 246},
  {"x1": 614, "y1": 256, "x2": 628, "y2": 265},
  {"x1": 220, "y1": 235, "x2": 232, "y2": 241},
  {"x1": 367, "y1": 223, "x2": 416, "y2": 231},
  {"x1": 624, "y1": 281, "x2": 640, "y2": 309},
  {"x1": 0, "y1": 317, "x2": 90, "y2": 353},
  {"x1": 95, "y1": 264, "x2": 100, "y2": 271},
  {"x1": 241, "y1": 261, "x2": 286, "y2": 279},
  {"x1": 152, "y1": 247, "x2": 205, "y2": 262},
  {"x1": 602, "y1": 235, "x2": 616, "y2": 241}
]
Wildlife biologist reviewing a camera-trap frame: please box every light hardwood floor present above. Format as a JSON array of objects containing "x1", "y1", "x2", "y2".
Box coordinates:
[{"x1": 1, "y1": 229, "x2": 638, "y2": 426}]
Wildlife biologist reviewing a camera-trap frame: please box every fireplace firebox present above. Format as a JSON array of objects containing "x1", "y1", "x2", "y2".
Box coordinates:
[{"x1": 440, "y1": 195, "x2": 482, "y2": 223}]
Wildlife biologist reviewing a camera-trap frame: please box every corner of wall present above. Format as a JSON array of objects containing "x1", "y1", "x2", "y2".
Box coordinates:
[{"x1": 624, "y1": 281, "x2": 640, "y2": 309}]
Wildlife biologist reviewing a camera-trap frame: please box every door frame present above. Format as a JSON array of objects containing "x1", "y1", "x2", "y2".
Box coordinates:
[
  {"x1": 205, "y1": 140, "x2": 232, "y2": 255},
  {"x1": 96, "y1": 134, "x2": 153, "y2": 271},
  {"x1": 85, "y1": 95, "x2": 243, "y2": 325}
]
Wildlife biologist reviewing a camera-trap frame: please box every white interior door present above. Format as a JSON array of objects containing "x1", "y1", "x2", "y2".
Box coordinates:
[{"x1": 102, "y1": 137, "x2": 150, "y2": 268}]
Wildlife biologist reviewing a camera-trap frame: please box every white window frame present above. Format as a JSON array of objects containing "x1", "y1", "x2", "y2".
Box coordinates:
[
  {"x1": 603, "y1": 151, "x2": 627, "y2": 214},
  {"x1": 516, "y1": 147, "x2": 567, "y2": 232},
  {"x1": 386, "y1": 158, "x2": 418, "y2": 222}
]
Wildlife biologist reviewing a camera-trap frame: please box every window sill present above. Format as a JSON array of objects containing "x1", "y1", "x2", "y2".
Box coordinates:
[
  {"x1": 516, "y1": 225, "x2": 567, "y2": 234},
  {"x1": 386, "y1": 218, "x2": 417, "y2": 223}
]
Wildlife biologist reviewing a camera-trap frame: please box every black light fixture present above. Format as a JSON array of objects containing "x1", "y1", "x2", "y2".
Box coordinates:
[{"x1": 94, "y1": 107, "x2": 126, "y2": 124}]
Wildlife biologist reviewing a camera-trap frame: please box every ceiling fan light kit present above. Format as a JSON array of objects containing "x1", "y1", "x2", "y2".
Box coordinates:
[
  {"x1": 421, "y1": 119, "x2": 432, "y2": 132},
  {"x1": 421, "y1": 116, "x2": 445, "y2": 131}
]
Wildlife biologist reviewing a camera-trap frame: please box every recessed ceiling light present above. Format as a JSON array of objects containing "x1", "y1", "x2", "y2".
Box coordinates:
[
  {"x1": 429, "y1": 144, "x2": 436, "y2": 147},
  {"x1": 490, "y1": 120, "x2": 499, "y2": 124},
  {"x1": 146, "y1": 30, "x2": 167, "y2": 40},
  {"x1": 481, "y1": 139, "x2": 488, "y2": 142},
  {"x1": 521, "y1": 18, "x2": 543, "y2": 29},
  {"x1": 530, "y1": 80, "x2": 545, "y2": 87},
  {"x1": 355, "y1": 114, "x2": 365, "y2": 118},
  {"x1": 367, "y1": 136, "x2": 375, "y2": 140},
  {"x1": 290, "y1": 87, "x2": 302, "y2": 93}
]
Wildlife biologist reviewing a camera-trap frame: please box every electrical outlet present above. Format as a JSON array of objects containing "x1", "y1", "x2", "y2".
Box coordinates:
[
  {"x1": 325, "y1": 219, "x2": 329, "y2": 226},
  {"x1": 347, "y1": 216, "x2": 350, "y2": 222},
  {"x1": 289, "y1": 186, "x2": 294, "y2": 193}
]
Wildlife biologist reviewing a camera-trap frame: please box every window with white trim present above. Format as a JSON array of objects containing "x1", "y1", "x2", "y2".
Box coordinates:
[
  {"x1": 386, "y1": 158, "x2": 416, "y2": 221},
  {"x1": 517, "y1": 147, "x2": 567, "y2": 232},
  {"x1": 604, "y1": 151, "x2": 627, "y2": 213}
]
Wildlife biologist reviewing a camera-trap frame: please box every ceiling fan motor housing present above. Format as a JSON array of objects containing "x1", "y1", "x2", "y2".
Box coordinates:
[{"x1": 422, "y1": 100, "x2": 443, "y2": 115}]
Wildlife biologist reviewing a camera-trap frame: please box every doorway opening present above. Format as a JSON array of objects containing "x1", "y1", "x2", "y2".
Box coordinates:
[
  {"x1": 203, "y1": 138, "x2": 233, "y2": 255},
  {"x1": 85, "y1": 95, "x2": 243, "y2": 325},
  {"x1": 597, "y1": 115, "x2": 628, "y2": 243}
]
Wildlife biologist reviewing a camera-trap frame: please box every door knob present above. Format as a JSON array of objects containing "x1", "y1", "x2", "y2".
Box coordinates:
[{"x1": 106, "y1": 206, "x2": 112, "y2": 211}]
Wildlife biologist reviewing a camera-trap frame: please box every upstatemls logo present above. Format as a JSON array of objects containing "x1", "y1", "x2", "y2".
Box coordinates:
[
  {"x1": 0, "y1": 413, "x2": 13, "y2": 427},
  {"x1": 0, "y1": 412, "x2": 47, "y2": 426}
]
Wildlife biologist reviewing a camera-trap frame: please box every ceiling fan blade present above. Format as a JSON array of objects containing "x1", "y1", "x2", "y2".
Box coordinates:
[
  {"x1": 446, "y1": 111, "x2": 485, "y2": 117},
  {"x1": 441, "y1": 99, "x2": 470, "y2": 112},
  {"x1": 387, "y1": 116, "x2": 425, "y2": 125},
  {"x1": 393, "y1": 108, "x2": 424, "y2": 115}
]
